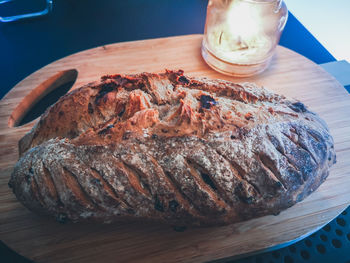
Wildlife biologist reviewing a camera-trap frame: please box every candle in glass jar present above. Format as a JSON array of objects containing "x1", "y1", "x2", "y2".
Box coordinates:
[{"x1": 202, "y1": 0, "x2": 288, "y2": 77}]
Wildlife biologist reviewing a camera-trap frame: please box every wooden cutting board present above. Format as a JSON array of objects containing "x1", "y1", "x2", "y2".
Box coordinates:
[{"x1": 1, "y1": 35, "x2": 350, "y2": 263}]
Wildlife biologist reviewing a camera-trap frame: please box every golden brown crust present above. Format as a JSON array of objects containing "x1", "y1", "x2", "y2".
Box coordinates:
[{"x1": 10, "y1": 70, "x2": 336, "y2": 226}]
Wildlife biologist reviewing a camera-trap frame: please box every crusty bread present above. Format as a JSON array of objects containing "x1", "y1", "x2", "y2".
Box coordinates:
[{"x1": 9, "y1": 70, "x2": 336, "y2": 226}]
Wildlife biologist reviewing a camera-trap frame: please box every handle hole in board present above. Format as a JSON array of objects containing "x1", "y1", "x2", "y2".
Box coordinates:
[{"x1": 8, "y1": 69, "x2": 78, "y2": 127}]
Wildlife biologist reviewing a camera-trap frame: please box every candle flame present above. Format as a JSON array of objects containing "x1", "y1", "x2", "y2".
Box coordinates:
[
  {"x1": 226, "y1": 0, "x2": 264, "y2": 51},
  {"x1": 206, "y1": 0, "x2": 274, "y2": 64}
]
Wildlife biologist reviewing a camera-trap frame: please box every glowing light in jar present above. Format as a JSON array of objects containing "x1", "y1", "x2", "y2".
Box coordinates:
[{"x1": 207, "y1": 0, "x2": 273, "y2": 64}]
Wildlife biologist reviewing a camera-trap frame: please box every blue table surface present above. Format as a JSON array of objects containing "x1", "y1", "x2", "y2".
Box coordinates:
[{"x1": 1, "y1": 1, "x2": 345, "y2": 263}]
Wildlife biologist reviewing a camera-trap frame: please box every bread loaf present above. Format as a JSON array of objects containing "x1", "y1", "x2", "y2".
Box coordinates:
[{"x1": 9, "y1": 70, "x2": 336, "y2": 226}]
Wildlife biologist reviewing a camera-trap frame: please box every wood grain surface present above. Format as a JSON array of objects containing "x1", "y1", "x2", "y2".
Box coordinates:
[{"x1": 1, "y1": 35, "x2": 350, "y2": 263}]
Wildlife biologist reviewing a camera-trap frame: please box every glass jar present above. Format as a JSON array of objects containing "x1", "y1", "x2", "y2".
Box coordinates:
[{"x1": 201, "y1": 0, "x2": 288, "y2": 77}]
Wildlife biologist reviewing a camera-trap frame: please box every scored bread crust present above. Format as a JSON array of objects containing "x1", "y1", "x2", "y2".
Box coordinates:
[{"x1": 9, "y1": 70, "x2": 336, "y2": 226}]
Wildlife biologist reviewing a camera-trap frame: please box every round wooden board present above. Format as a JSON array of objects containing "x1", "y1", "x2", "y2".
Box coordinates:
[{"x1": 1, "y1": 35, "x2": 350, "y2": 263}]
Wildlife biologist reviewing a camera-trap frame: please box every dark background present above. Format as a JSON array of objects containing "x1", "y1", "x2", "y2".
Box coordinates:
[{"x1": 0, "y1": 0, "x2": 334, "y2": 99}]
